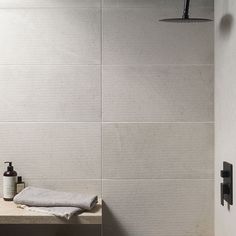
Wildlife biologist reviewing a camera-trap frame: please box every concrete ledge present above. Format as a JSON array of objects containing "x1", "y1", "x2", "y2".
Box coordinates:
[{"x1": 0, "y1": 198, "x2": 102, "y2": 224}]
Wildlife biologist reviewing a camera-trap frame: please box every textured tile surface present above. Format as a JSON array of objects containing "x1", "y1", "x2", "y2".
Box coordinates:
[
  {"x1": 0, "y1": 179, "x2": 101, "y2": 197},
  {"x1": 103, "y1": 179, "x2": 214, "y2": 236},
  {"x1": 0, "y1": 0, "x2": 214, "y2": 235},
  {"x1": 103, "y1": 65, "x2": 213, "y2": 122},
  {"x1": 103, "y1": 123, "x2": 214, "y2": 179},
  {"x1": 0, "y1": 8, "x2": 100, "y2": 64},
  {"x1": 0, "y1": 66, "x2": 100, "y2": 121},
  {"x1": 0, "y1": 0, "x2": 100, "y2": 7},
  {"x1": 103, "y1": 0, "x2": 214, "y2": 8},
  {"x1": 0, "y1": 123, "x2": 101, "y2": 179},
  {"x1": 103, "y1": 8, "x2": 213, "y2": 65}
]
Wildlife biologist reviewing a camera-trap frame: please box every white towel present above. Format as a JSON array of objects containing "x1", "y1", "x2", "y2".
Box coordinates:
[
  {"x1": 18, "y1": 205, "x2": 84, "y2": 220},
  {"x1": 14, "y1": 187, "x2": 98, "y2": 219}
]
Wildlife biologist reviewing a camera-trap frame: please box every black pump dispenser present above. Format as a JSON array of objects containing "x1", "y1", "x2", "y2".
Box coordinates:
[{"x1": 4, "y1": 162, "x2": 14, "y2": 172}]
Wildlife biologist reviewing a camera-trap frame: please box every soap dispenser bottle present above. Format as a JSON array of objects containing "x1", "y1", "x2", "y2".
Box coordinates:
[{"x1": 3, "y1": 162, "x2": 17, "y2": 201}]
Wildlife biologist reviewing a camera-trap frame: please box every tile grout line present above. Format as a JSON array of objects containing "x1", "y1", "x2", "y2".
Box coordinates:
[
  {"x1": 101, "y1": 178, "x2": 215, "y2": 181},
  {"x1": 23, "y1": 178, "x2": 103, "y2": 180},
  {"x1": 0, "y1": 64, "x2": 214, "y2": 66},
  {"x1": 100, "y1": 1, "x2": 104, "y2": 236},
  {"x1": 101, "y1": 64, "x2": 214, "y2": 66},
  {"x1": 0, "y1": 7, "x2": 101, "y2": 9},
  {"x1": 0, "y1": 121, "x2": 214, "y2": 124},
  {"x1": 12, "y1": 177, "x2": 215, "y2": 182},
  {"x1": 0, "y1": 7, "x2": 214, "y2": 10},
  {"x1": 102, "y1": 121, "x2": 215, "y2": 124},
  {"x1": 100, "y1": 0, "x2": 103, "y2": 189}
]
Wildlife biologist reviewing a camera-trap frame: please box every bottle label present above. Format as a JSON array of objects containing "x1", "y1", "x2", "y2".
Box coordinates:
[
  {"x1": 16, "y1": 183, "x2": 25, "y2": 194},
  {"x1": 3, "y1": 176, "x2": 16, "y2": 199}
]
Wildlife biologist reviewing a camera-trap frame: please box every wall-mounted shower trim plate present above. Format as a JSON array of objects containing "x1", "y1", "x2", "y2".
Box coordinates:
[{"x1": 221, "y1": 162, "x2": 233, "y2": 206}]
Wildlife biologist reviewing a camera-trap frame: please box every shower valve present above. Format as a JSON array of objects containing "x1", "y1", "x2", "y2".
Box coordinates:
[{"x1": 220, "y1": 162, "x2": 233, "y2": 206}]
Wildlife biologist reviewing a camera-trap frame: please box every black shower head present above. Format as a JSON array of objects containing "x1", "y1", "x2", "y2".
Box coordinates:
[
  {"x1": 159, "y1": 0, "x2": 212, "y2": 23},
  {"x1": 159, "y1": 17, "x2": 212, "y2": 23}
]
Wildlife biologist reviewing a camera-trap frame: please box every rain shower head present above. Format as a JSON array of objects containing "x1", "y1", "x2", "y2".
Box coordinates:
[
  {"x1": 159, "y1": 0, "x2": 212, "y2": 23},
  {"x1": 159, "y1": 18, "x2": 212, "y2": 23}
]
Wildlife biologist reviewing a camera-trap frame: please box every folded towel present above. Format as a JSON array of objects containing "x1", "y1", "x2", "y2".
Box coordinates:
[
  {"x1": 14, "y1": 187, "x2": 98, "y2": 219},
  {"x1": 19, "y1": 205, "x2": 84, "y2": 220}
]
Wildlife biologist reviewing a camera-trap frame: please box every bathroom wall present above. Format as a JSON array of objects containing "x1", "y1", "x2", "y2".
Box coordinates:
[
  {"x1": 0, "y1": 0, "x2": 214, "y2": 235},
  {"x1": 215, "y1": 0, "x2": 236, "y2": 235}
]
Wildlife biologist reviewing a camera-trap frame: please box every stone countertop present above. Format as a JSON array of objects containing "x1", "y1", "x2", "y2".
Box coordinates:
[{"x1": 0, "y1": 198, "x2": 102, "y2": 224}]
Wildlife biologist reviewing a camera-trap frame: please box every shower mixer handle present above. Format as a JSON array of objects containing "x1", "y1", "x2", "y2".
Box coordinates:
[
  {"x1": 221, "y1": 170, "x2": 230, "y2": 178},
  {"x1": 221, "y1": 183, "x2": 230, "y2": 206}
]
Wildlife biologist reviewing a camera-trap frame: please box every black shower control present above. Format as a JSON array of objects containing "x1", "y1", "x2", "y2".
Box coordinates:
[
  {"x1": 221, "y1": 170, "x2": 229, "y2": 178},
  {"x1": 220, "y1": 162, "x2": 233, "y2": 206},
  {"x1": 220, "y1": 170, "x2": 230, "y2": 178},
  {"x1": 221, "y1": 183, "x2": 230, "y2": 194}
]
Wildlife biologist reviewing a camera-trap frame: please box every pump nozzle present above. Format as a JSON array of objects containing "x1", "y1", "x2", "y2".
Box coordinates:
[
  {"x1": 4, "y1": 161, "x2": 12, "y2": 166},
  {"x1": 4, "y1": 161, "x2": 13, "y2": 171}
]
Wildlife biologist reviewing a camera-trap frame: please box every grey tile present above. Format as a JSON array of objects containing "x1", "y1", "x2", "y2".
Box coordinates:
[
  {"x1": 0, "y1": 179, "x2": 101, "y2": 197},
  {"x1": 0, "y1": 123, "x2": 101, "y2": 179},
  {"x1": 103, "y1": 179, "x2": 214, "y2": 236},
  {"x1": 0, "y1": 0, "x2": 100, "y2": 8},
  {"x1": 0, "y1": 66, "x2": 100, "y2": 121},
  {"x1": 103, "y1": 8, "x2": 213, "y2": 65},
  {"x1": 103, "y1": 0, "x2": 214, "y2": 8},
  {"x1": 103, "y1": 123, "x2": 214, "y2": 179},
  {"x1": 0, "y1": 8, "x2": 100, "y2": 64},
  {"x1": 103, "y1": 65, "x2": 213, "y2": 122}
]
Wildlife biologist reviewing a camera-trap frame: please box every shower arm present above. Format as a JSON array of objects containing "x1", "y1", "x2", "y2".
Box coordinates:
[
  {"x1": 159, "y1": 0, "x2": 212, "y2": 22},
  {"x1": 182, "y1": 0, "x2": 190, "y2": 19}
]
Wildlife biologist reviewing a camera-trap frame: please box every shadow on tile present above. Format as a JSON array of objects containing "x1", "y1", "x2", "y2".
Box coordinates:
[
  {"x1": 219, "y1": 14, "x2": 234, "y2": 38},
  {"x1": 102, "y1": 201, "x2": 128, "y2": 236},
  {"x1": 0, "y1": 224, "x2": 101, "y2": 236}
]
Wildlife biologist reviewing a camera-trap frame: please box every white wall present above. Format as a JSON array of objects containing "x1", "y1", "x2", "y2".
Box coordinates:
[
  {"x1": 0, "y1": 0, "x2": 214, "y2": 235},
  {"x1": 215, "y1": 0, "x2": 236, "y2": 235}
]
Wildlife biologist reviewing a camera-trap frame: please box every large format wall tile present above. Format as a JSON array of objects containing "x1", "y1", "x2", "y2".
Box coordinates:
[
  {"x1": 0, "y1": 179, "x2": 101, "y2": 197},
  {"x1": 0, "y1": 8, "x2": 100, "y2": 64},
  {"x1": 103, "y1": 8, "x2": 213, "y2": 65},
  {"x1": 103, "y1": 123, "x2": 214, "y2": 179},
  {"x1": 0, "y1": 0, "x2": 214, "y2": 236},
  {"x1": 103, "y1": 179, "x2": 214, "y2": 236},
  {"x1": 0, "y1": 0, "x2": 100, "y2": 8},
  {"x1": 0, "y1": 123, "x2": 101, "y2": 179},
  {"x1": 103, "y1": 65, "x2": 213, "y2": 122},
  {"x1": 0, "y1": 66, "x2": 100, "y2": 121},
  {"x1": 103, "y1": 0, "x2": 213, "y2": 8}
]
